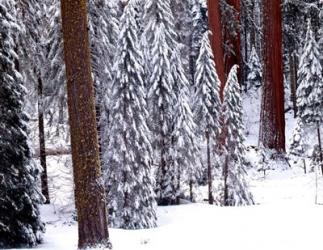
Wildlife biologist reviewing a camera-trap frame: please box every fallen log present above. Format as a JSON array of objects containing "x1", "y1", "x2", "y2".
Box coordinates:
[{"x1": 33, "y1": 147, "x2": 71, "y2": 158}]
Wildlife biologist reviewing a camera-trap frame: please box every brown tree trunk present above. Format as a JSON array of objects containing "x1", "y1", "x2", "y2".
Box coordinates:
[
  {"x1": 207, "y1": 0, "x2": 226, "y2": 100},
  {"x1": 243, "y1": 21, "x2": 249, "y2": 92},
  {"x1": 223, "y1": 155, "x2": 229, "y2": 206},
  {"x1": 317, "y1": 122, "x2": 323, "y2": 175},
  {"x1": 60, "y1": 0, "x2": 110, "y2": 249},
  {"x1": 250, "y1": 0, "x2": 256, "y2": 47},
  {"x1": 189, "y1": 179, "x2": 193, "y2": 202},
  {"x1": 206, "y1": 131, "x2": 213, "y2": 205},
  {"x1": 33, "y1": 147, "x2": 71, "y2": 158},
  {"x1": 158, "y1": 103, "x2": 170, "y2": 206},
  {"x1": 259, "y1": 0, "x2": 286, "y2": 152},
  {"x1": 289, "y1": 52, "x2": 298, "y2": 118},
  {"x1": 224, "y1": 0, "x2": 242, "y2": 81},
  {"x1": 38, "y1": 76, "x2": 50, "y2": 204}
]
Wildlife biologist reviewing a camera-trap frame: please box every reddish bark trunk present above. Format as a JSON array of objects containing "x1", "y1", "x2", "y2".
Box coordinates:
[
  {"x1": 259, "y1": 0, "x2": 286, "y2": 152},
  {"x1": 60, "y1": 0, "x2": 111, "y2": 248},
  {"x1": 207, "y1": 0, "x2": 226, "y2": 100}
]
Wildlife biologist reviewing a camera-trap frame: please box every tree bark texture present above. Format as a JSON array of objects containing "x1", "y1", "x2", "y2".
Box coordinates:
[
  {"x1": 243, "y1": 19, "x2": 248, "y2": 91},
  {"x1": 60, "y1": 0, "x2": 110, "y2": 248},
  {"x1": 38, "y1": 76, "x2": 50, "y2": 204},
  {"x1": 289, "y1": 52, "x2": 298, "y2": 118},
  {"x1": 33, "y1": 147, "x2": 71, "y2": 158},
  {"x1": 259, "y1": 0, "x2": 286, "y2": 152},
  {"x1": 223, "y1": 155, "x2": 229, "y2": 206},
  {"x1": 207, "y1": 0, "x2": 226, "y2": 100},
  {"x1": 317, "y1": 122, "x2": 323, "y2": 175},
  {"x1": 206, "y1": 131, "x2": 213, "y2": 205},
  {"x1": 189, "y1": 180, "x2": 194, "y2": 202}
]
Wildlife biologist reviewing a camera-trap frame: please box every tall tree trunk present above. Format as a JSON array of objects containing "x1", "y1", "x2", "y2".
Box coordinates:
[
  {"x1": 206, "y1": 130, "x2": 213, "y2": 205},
  {"x1": 243, "y1": 20, "x2": 249, "y2": 92},
  {"x1": 317, "y1": 122, "x2": 323, "y2": 175},
  {"x1": 250, "y1": 1, "x2": 256, "y2": 47},
  {"x1": 176, "y1": 166, "x2": 181, "y2": 205},
  {"x1": 259, "y1": 0, "x2": 286, "y2": 152},
  {"x1": 223, "y1": 155, "x2": 229, "y2": 206},
  {"x1": 289, "y1": 51, "x2": 298, "y2": 118},
  {"x1": 58, "y1": 96, "x2": 65, "y2": 125},
  {"x1": 207, "y1": 0, "x2": 226, "y2": 100},
  {"x1": 38, "y1": 76, "x2": 50, "y2": 204},
  {"x1": 158, "y1": 103, "x2": 169, "y2": 206},
  {"x1": 189, "y1": 179, "x2": 193, "y2": 202},
  {"x1": 224, "y1": 0, "x2": 242, "y2": 81},
  {"x1": 60, "y1": 0, "x2": 110, "y2": 249}
]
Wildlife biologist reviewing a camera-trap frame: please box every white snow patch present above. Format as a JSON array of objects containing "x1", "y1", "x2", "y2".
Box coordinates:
[{"x1": 15, "y1": 166, "x2": 323, "y2": 250}]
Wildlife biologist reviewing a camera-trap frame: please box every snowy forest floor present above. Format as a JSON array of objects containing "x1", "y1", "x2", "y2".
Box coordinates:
[
  {"x1": 20, "y1": 94, "x2": 323, "y2": 250},
  {"x1": 19, "y1": 167, "x2": 323, "y2": 250}
]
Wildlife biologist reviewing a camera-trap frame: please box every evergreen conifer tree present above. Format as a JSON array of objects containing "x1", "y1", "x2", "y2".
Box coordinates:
[
  {"x1": 246, "y1": 46, "x2": 262, "y2": 91},
  {"x1": 193, "y1": 32, "x2": 221, "y2": 204},
  {"x1": 217, "y1": 65, "x2": 254, "y2": 206},
  {"x1": 290, "y1": 118, "x2": 308, "y2": 157},
  {"x1": 0, "y1": 1, "x2": 44, "y2": 247},
  {"x1": 297, "y1": 22, "x2": 323, "y2": 125},
  {"x1": 170, "y1": 44, "x2": 199, "y2": 202},
  {"x1": 17, "y1": 0, "x2": 52, "y2": 203},
  {"x1": 318, "y1": 8, "x2": 323, "y2": 71},
  {"x1": 297, "y1": 21, "x2": 323, "y2": 172},
  {"x1": 17, "y1": 0, "x2": 46, "y2": 97},
  {"x1": 89, "y1": 0, "x2": 119, "y2": 154},
  {"x1": 104, "y1": 0, "x2": 157, "y2": 229},
  {"x1": 190, "y1": 0, "x2": 208, "y2": 82},
  {"x1": 143, "y1": 0, "x2": 179, "y2": 205},
  {"x1": 171, "y1": 0, "x2": 192, "y2": 79},
  {"x1": 43, "y1": 0, "x2": 69, "y2": 134}
]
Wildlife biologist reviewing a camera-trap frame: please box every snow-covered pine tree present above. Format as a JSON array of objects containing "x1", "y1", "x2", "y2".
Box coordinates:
[
  {"x1": 220, "y1": 0, "x2": 241, "y2": 78},
  {"x1": 193, "y1": 32, "x2": 221, "y2": 204},
  {"x1": 246, "y1": 46, "x2": 262, "y2": 91},
  {"x1": 17, "y1": 0, "x2": 46, "y2": 102},
  {"x1": 172, "y1": 0, "x2": 191, "y2": 45},
  {"x1": 43, "y1": 0, "x2": 70, "y2": 132},
  {"x1": 170, "y1": 44, "x2": 199, "y2": 202},
  {"x1": 297, "y1": 21, "x2": 323, "y2": 125},
  {"x1": 290, "y1": 118, "x2": 308, "y2": 157},
  {"x1": 104, "y1": 0, "x2": 157, "y2": 229},
  {"x1": 318, "y1": 8, "x2": 323, "y2": 67},
  {"x1": 88, "y1": 0, "x2": 119, "y2": 155},
  {"x1": 143, "y1": 0, "x2": 179, "y2": 205},
  {"x1": 132, "y1": 0, "x2": 145, "y2": 33},
  {"x1": 0, "y1": 1, "x2": 44, "y2": 247},
  {"x1": 253, "y1": 0, "x2": 262, "y2": 57},
  {"x1": 297, "y1": 21, "x2": 323, "y2": 171},
  {"x1": 142, "y1": 0, "x2": 178, "y2": 73},
  {"x1": 217, "y1": 65, "x2": 254, "y2": 206},
  {"x1": 242, "y1": 45, "x2": 262, "y2": 145},
  {"x1": 171, "y1": 0, "x2": 192, "y2": 79},
  {"x1": 190, "y1": 0, "x2": 208, "y2": 83},
  {"x1": 240, "y1": 0, "x2": 254, "y2": 87},
  {"x1": 16, "y1": 0, "x2": 52, "y2": 203}
]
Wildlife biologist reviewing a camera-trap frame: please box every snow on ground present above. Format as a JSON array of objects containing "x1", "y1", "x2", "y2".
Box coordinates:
[
  {"x1": 21, "y1": 94, "x2": 323, "y2": 250},
  {"x1": 16, "y1": 166, "x2": 323, "y2": 250},
  {"x1": 243, "y1": 88, "x2": 261, "y2": 146}
]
